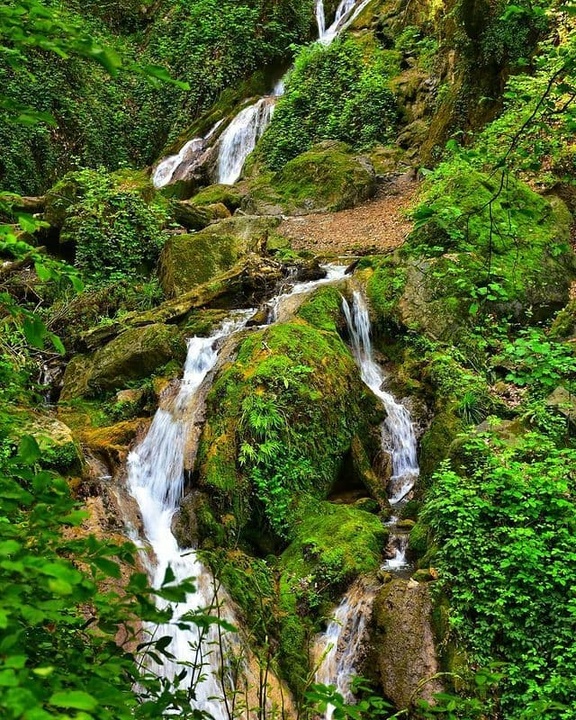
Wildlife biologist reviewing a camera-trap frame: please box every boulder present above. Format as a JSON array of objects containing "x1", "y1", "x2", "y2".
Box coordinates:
[
  {"x1": 61, "y1": 323, "x2": 186, "y2": 399},
  {"x1": 546, "y1": 386, "x2": 576, "y2": 428},
  {"x1": 158, "y1": 216, "x2": 281, "y2": 297},
  {"x1": 370, "y1": 578, "x2": 443, "y2": 710},
  {"x1": 191, "y1": 183, "x2": 245, "y2": 212},
  {"x1": 244, "y1": 141, "x2": 377, "y2": 215},
  {"x1": 19, "y1": 413, "x2": 80, "y2": 472}
]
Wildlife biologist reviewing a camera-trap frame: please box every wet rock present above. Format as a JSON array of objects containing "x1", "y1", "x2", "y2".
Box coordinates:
[
  {"x1": 370, "y1": 578, "x2": 443, "y2": 710},
  {"x1": 191, "y1": 183, "x2": 245, "y2": 212}
]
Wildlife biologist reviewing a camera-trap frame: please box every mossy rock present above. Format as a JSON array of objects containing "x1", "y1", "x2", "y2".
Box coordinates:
[
  {"x1": 419, "y1": 409, "x2": 465, "y2": 479},
  {"x1": 280, "y1": 501, "x2": 387, "y2": 599},
  {"x1": 550, "y1": 300, "x2": 576, "y2": 340},
  {"x1": 17, "y1": 413, "x2": 81, "y2": 473},
  {"x1": 277, "y1": 501, "x2": 387, "y2": 691},
  {"x1": 191, "y1": 183, "x2": 245, "y2": 211},
  {"x1": 61, "y1": 323, "x2": 186, "y2": 399},
  {"x1": 369, "y1": 166, "x2": 575, "y2": 338},
  {"x1": 196, "y1": 312, "x2": 381, "y2": 545},
  {"x1": 158, "y1": 216, "x2": 281, "y2": 298},
  {"x1": 245, "y1": 141, "x2": 377, "y2": 215},
  {"x1": 369, "y1": 578, "x2": 443, "y2": 711}
]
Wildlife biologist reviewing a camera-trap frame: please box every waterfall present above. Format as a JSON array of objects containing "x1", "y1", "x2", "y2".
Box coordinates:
[
  {"x1": 315, "y1": 0, "x2": 326, "y2": 39},
  {"x1": 314, "y1": 291, "x2": 420, "y2": 711},
  {"x1": 216, "y1": 96, "x2": 277, "y2": 185},
  {"x1": 342, "y1": 291, "x2": 419, "y2": 504},
  {"x1": 125, "y1": 268, "x2": 350, "y2": 714},
  {"x1": 317, "y1": 0, "x2": 373, "y2": 45},
  {"x1": 313, "y1": 578, "x2": 377, "y2": 720},
  {"x1": 126, "y1": 313, "x2": 252, "y2": 718},
  {"x1": 153, "y1": 0, "x2": 370, "y2": 189}
]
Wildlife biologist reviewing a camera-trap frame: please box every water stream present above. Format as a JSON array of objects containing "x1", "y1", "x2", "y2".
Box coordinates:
[
  {"x1": 125, "y1": 268, "x2": 348, "y2": 716},
  {"x1": 313, "y1": 291, "x2": 420, "y2": 711},
  {"x1": 152, "y1": 0, "x2": 369, "y2": 189}
]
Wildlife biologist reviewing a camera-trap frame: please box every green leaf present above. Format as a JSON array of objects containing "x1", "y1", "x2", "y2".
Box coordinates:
[
  {"x1": 17, "y1": 436, "x2": 41, "y2": 464},
  {"x1": 50, "y1": 690, "x2": 98, "y2": 711}
]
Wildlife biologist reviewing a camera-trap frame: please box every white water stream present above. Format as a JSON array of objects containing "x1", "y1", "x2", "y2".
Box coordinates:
[
  {"x1": 153, "y1": 0, "x2": 369, "y2": 189},
  {"x1": 127, "y1": 313, "x2": 252, "y2": 718},
  {"x1": 313, "y1": 292, "x2": 420, "y2": 712},
  {"x1": 342, "y1": 291, "x2": 419, "y2": 505}
]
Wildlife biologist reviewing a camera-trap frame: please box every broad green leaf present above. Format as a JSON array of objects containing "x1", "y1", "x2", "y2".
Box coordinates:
[{"x1": 50, "y1": 690, "x2": 98, "y2": 711}]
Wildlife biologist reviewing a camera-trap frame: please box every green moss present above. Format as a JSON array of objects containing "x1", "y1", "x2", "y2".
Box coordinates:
[
  {"x1": 419, "y1": 410, "x2": 465, "y2": 480},
  {"x1": 191, "y1": 184, "x2": 245, "y2": 211},
  {"x1": 246, "y1": 141, "x2": 377, "y2": 214},
  {"x1": 280, "y1": 501, "x2": 386, "y2": 596},
  {"x1": 296, "y1": 286, "x2": 344, "y2": 333},
  {"x1": 276, "y1": 501, "x2": 386, "y2": 692},
  {"x1": 197, "y1": 317, "x2": 377, "y2": 544},
  {"x1": 366, "y1": 258, "x2": 407, "y2": 329}
]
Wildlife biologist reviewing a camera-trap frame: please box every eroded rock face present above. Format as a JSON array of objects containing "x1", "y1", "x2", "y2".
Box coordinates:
[
  {"x1": 370, "y1": 578, "x2": 443, "y2": 710},
  {"x1": 60, "y1": 323, "x2": 186, "y2": 399}
]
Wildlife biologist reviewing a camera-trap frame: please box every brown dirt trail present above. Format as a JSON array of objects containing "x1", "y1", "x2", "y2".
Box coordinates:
[{"x1": 278, "y1": 173, "x2": 419, "y2": 256}]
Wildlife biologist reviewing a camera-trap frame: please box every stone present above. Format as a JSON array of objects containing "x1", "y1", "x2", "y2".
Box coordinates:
[
  {"x1": 244, "y1": 141, "x2": 377, "y2": 215},
  {"x1": 158, "y1": 216, "x2": 281, "y2": 297},
  {"x1": 546, "y1": 386, "x2": 576, "y2": 427},
  {"x1": 370, "y1": 578, "x2": 443, "y2": 710},
  {"x1": 60, "y1": 324, "x2": 186, "y2": 399}
]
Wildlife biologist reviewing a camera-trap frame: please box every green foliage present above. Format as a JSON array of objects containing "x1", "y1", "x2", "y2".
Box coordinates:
[
  {"x1": 54, "y1": 168, "x2": 168, "y2": 283},
  {"x1": 422, "y1": 431, "x2": 576, "y2": 718},
  {"x1": 258, "y1": 38, "x2": 398, "y2": 170},
  {"x1": 494, "y1": 327, "x2": 576, "y2": 395},
  {"x1": 0, "y1": 432, "x2": 216, "y2": 719}
]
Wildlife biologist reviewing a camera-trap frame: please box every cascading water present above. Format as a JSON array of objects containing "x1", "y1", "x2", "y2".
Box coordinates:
[
  {"x1": 153, "y1": 1, "x2": 369, "y2": 189},
  {"x1": 342, "y1": 291, "x2": 419, "y2": 505},
  {"x1": 152, "y1": 120, "x2": 223, "y2": 189},
  {"x1": 125, "y1": 268, "x2": 350, "y2": 715},
  {"x1": 266, "y1": 264, "x2": 348, "y2": 324},
  {"x1": 126, "y1": 313, "x2": 252, "y2": 718},
  {"x1": 216, "y1": 96, "x2": 277, "y2": 185},
  {"x1": 314, "y1": 291, "x2": 420, "y2": 711},
  {"x1": 313, "y1": 577, "x2": 378, "y2": 720},
  {"x1": 317, "y1": 0, "x2": 373, "y2": 45}
]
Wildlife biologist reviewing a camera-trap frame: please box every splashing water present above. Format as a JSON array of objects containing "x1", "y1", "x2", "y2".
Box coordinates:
[
  {"x1": 314, "y1": 578, "x2": 377, "y2": 720},
  {"x1": 342, "y1": 291, "x2": 419, "y2": 504},
  {"x1": 126, "y1": 313, "x2": 253, "y2": 718}
]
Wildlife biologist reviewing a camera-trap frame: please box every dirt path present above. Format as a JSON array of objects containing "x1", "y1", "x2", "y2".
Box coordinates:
[{"x1": 278, "y1": 173, "x2": 419, "y2": 256}]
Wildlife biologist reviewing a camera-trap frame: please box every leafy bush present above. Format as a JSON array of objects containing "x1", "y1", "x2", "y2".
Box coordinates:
[
  {"x1": 422, "y1": 431, "x2": 576, "y2": 718},
  {"x1": 258, "y1": 38, "x2": 399, "y2": 170},
  {"x1": 56, "y1": 169, "x2": 168, "y2": 283}
]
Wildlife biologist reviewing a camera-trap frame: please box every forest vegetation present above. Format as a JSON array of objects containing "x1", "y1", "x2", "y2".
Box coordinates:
[{"x1": 2, "y1": 0, "x2": 576, "y2": 719}]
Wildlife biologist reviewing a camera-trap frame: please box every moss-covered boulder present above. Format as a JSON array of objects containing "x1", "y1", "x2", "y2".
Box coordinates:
[
  {"x1": 60, "y1": 323, "x2": 186, "y2": 399},
  {"x1": 367, "y1": 164, "x2": 575, "y2": 338},
  {"x1": 193, "y1": 290, "x2": 382, "y2": 548},
  {"x1": 370, "y1": 578, "x2": 443, "y2": 711},
  {"x1": 18, "y1": 413, "x2": 81, "y2": 473},
  {"x1": 245, "y1": 141, "x2": 377, "y2": 215},
  {"x1": 277, "y1": 502, "x2": 386, "y2": 692},
  {"x1": 168, "y1": 198, "x2": 231, "y2": 232},
  {"x1": 191, "y1": 183, "x2": 245, "y2": 212},
  {"x1": 158, "y1": 216, "x2": 281, "y2": 297}
]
